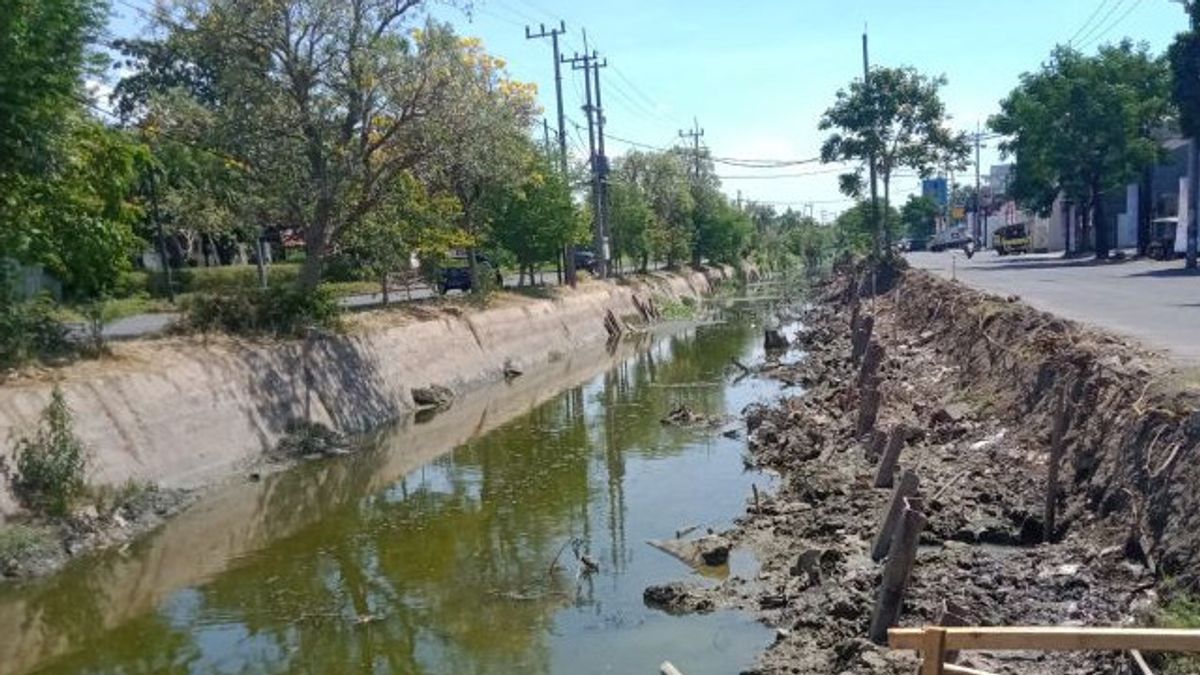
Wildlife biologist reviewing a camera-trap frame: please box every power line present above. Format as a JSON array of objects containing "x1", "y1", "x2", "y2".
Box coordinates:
[
  {"x1": 1067, "y1": 0, "x2": 1116, "y2": 45},
  {"x1": 1079, "y1": 0, "x2": 1145, "y2": 48},
  {"x1": 1073, "y1": 0, "x2": 1129, "y2": 47}
]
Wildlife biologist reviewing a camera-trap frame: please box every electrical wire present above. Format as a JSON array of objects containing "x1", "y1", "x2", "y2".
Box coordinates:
[
  {"x1": 1072, "y1": 0, "x2": 1129, "y2": 47},
  {"x1": 1078, "y1": 0, "x2": 1145, "y2": 49},
  {"x1": 1067, "y1": 0, "x2": 1116, "y2": 45}
]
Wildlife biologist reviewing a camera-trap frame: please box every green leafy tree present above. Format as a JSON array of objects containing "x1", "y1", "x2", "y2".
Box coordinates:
[
  {"x1": 341, "y1": 172, "x2": 463, "y2": 304},
  {"x1": 990, "y1": 42, "x2": 1170, "y2": 258},
  {"x1": 831, "y1": 200, "x2": 901, "y2": 256},
  {"x1": 900, "y1": 195, "x2": 938, "y2": 242},
  {"x1": 489, "y1": 154, "x2": 582, "y2": 286},
  {"x1": 618, "y1": 150, "x2": 694, "y2": 269},
  {"x1": 819, "y1": 66, "x2": 968, "y2": 252},
  {"x1": 607, "y1": 178, "x2": 654, "y2": 273}
]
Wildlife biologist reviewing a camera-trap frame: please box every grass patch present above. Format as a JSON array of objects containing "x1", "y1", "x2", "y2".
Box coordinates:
[
  {"x1": 659, "y1": 296, "x2": 698, "y2": 320},
  {"x1": 0, "y1": 523, "x2": 56, "y2": 565},
  {"x1": 1155, "y1": 591, "x2": 1200, "y2": 674}
]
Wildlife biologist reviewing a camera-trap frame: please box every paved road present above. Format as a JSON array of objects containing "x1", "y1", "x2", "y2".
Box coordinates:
[{"x1": 906, "y1": 250, "x2": 1200, "y2": 364}]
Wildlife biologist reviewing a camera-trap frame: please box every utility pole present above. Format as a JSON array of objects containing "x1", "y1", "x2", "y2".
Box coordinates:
[
  {"x1": 678, "y1": 118, "x2": 705, "y2": 179},
  {"x1": 862, "y1": 28, "x2": 881, "y2": 261},
  {"x1": 526, "y1": 21, "x2": 577, "y2": 285},
  {"x1": 590, "y1": 49, "x2": 611, "y2": 278},
  {"x1": 974, "y1": 123, "x2": 982, "y2": 247},
  {"x1": 564, "y1": 48, "x2": 607, "y2": 279}
]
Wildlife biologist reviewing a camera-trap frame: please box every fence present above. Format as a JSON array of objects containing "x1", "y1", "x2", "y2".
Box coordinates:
[{"x1": 889, "y1": 626, "x2": 1200, "y2": 675}]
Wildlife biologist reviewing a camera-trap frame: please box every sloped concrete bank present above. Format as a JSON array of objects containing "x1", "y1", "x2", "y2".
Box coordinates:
[{"x1": 0, "y1": 269, "x2": 728, "y2": 518}]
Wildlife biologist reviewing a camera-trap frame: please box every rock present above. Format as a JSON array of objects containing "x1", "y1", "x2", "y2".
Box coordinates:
[
  {"x1": 643, "y1": 582, "x2": 715, "y2": 615},
  {"x1": 931, "y1": 402, "x2": 972, "y2": 425},
  {"x1": 412, "y1": 384, "x2": 454, "y2": 408}
]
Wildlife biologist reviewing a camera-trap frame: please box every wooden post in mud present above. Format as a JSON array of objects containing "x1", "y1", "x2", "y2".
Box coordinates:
[
  {"x1": 1043, "y1": 386, "x2": 1069, "y2": 542},
  {"x1": 865, "y1": 429, "x2": 888, "y2": 463},
  {"x1": 874, "y1": 425, "x2": 908, "y2": 488},
  {"x1": 856, "y1": 379, "x2": 882, "y2": 436},
  {"x1": 936, "y1": 600, "x2": 971, "y2": 665},
  {"x1": 858, "y1": 341, "x2": 885, "y2": 388},
  {"x1": 872, "y1": 469, "x2": 920, "y2": 562},
  {"x1": 870, "y1": 499, "x2": 927, "y2": 645},
  {"x1": 852, "y1": 315, "x2": 875, "y2": 365}
]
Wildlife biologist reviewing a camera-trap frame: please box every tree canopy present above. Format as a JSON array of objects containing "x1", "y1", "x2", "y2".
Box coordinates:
[{"x1": 990, "y1": 42, "x2": 1170, "y2": 257}]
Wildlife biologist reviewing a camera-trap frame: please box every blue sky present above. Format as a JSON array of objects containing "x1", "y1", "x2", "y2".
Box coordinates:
[{"x1": 106, "y1": 0, "x2": 1191, "y2": 220}]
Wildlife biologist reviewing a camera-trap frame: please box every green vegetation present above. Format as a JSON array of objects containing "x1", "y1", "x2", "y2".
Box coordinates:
[
  {"x1": 819, "y1": 66, "x2": 969, "y2": 252},
  {"x1": 1157, "y1": 592, "x2": 1200, "y2": 674},
  {"x1": 179, "y1": 287, "x2": 342, "y2": 338},
  {"x1": 990, "y1": 41, "x2": 1170, "y2": 258},
  {"x1": 0, "y1": 523, "x2": 56, "y2": 566},
  {"x1": 13, "y1": 388, "x2": 88, "y2": 517}
]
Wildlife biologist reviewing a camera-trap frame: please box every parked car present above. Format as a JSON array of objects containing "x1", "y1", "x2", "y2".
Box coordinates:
[
  {"x1": 898, "y1": 237, "x2": 927, "y2": 252},
  {"x1": 573, "y1": 249, "x2": 596, "y2": 273},
  {"x1": 440, "y1": 255, "x2": 503, "y2": 294}
]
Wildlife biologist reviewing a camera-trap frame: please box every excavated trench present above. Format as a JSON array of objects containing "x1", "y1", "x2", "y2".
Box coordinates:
[{"x1": 645, "y1": 262, "x2": 1200, "y2": 675}]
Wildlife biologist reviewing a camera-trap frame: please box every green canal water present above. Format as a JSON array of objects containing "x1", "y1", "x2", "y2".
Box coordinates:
[{"x1": 0, "y1": 298, "x2": 791, "y2": 675}]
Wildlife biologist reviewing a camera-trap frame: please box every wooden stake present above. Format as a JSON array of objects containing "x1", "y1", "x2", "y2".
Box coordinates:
[
  {"x1": 856, "y1": 385, "x2": 882, "y2": 437},
  {"x1": 869, "y1": 502, "x2": 927, "y2": 644},
  {"x1": 851, "y1": 315, "x2": 876, "y2": 365},
  {"x1": 1044, "y1": 385, "x2": 1068, "y2": 542},
  {"x1": 872, "y1": 469, "x2": 920, "y2": 562},
  {"x1": 865, "y1": 429, "x2": 888, "y2": 463},
  {"x1": 858, "y1": 341, "x2": 886, "y2": 388},
  {"x1": 873, "y1": 426, "x2": 908, "y2": 488},
  {"x1": 921, "y1": 627, "x2": 948, "y2": 675}
]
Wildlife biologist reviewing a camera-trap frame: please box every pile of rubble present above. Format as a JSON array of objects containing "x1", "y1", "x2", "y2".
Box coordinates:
[{"x1": 644, "y1": 262, "x2": 1200, "y2": 674}]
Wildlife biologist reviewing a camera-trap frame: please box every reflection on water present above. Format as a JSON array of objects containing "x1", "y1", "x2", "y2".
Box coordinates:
[{"x1": 1, "y1": 300, "x2": 786, "y2": 675}]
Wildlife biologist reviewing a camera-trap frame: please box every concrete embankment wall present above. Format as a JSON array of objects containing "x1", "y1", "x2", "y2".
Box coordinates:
[
  {"x1": 888, "y1": 268, "x2": 1200, "y2": 582},
  {"x1": 0, "y1": 269, "x2": 727, "y2": 518}
]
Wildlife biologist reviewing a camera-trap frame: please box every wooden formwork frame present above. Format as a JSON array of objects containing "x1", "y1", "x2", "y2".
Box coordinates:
[{"x1": 889, "y1": 626, "x2": 1200, "y2": 675}]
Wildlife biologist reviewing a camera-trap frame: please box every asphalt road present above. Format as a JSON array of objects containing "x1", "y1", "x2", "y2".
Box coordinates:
[{"x1": 906, "y1": 250, "x2": 1200, "y2": 365}]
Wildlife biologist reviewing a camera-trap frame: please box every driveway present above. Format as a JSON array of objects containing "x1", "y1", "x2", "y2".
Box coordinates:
[{"x1": 906, "y1": 250, "x2": 1200, "y2": 364}]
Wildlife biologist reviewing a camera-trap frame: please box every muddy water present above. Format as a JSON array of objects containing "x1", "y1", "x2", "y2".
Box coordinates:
[{"x1": 0, "y1": 299, "x2": 787, "y2": 675}]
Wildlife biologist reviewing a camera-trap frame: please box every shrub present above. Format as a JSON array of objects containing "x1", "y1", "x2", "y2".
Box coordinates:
[
  {"x1": 13, "y1": 388, "x2": 87, "y2": 517},
  {"x1": 180, "y1": 286, "x2": 341, "y2": 337},
  {"x1": 0, "y1": 294, "x2": 74, "y2": 370}
]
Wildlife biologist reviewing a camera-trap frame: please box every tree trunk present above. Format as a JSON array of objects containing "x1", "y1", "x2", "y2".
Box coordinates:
[
  {"x1": 882, "y1": 175, "x2": 892, "y2": 252},
  {"x1": 1138, "y1": 166, "x2": 1152, "y2": 256},
  {"x1": 1093, "y1": 185, "x2": 1109, "y2": 259},
  {"x1": 380, "y1": 272, "x2": 390, "y2": 306},
  {"x1": 299, "y1": 233, "x2": 326, "y2": 290}
]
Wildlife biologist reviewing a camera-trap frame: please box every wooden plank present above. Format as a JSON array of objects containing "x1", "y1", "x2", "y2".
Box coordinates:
[
  {"x1": 921, "y1": 628, "x2": 947, "y2": 675},
  {"x1": 1129, "y1": 649, "x2": 1155, "y2": 675},
  {"x1": 943, "y1": 665, "x2": 1001, "y2": 675},
  {"x1": 889, "y1": 627, "x2": 1200, "y2": 653}
]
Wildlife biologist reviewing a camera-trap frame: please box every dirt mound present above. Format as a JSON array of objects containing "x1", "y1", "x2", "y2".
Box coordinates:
[{"x1": 651, "y1": 262, "x2": 1199, "y2": 674}]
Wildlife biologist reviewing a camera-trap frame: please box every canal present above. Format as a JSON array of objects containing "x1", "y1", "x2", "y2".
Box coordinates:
[{"x1": 0, "y1": 294, "x2": 788, "y2": 675}]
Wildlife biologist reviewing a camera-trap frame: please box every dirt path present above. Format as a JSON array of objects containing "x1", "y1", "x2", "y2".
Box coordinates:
[{"x1": 644, "y1": 262, "x2": 1200, "y2": 674}]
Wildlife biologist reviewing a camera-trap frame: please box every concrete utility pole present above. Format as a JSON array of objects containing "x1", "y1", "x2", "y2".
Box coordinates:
[
  {"x1": 591, "y1": 49, "x2": 611, "y2": 278},
  {"x1": 678, "y1": 118, "x2": 705, "y2": 179},
  {"x1": 862, "y1": 28, "x2": 881, "y2": 261},
  {"x1": 526, "y1": 21, "x2": 577, "y2": 286},
  {"x1": 974, "y1": 124, "x2": 982, "y2": 246},
  {"x1": 564, "y1": 48, "x2": 608, "y2": 279}
]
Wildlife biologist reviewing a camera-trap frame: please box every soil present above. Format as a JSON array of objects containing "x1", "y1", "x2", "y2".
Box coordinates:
[{"x1": 644, "y1": 261, "x2": 1200, "y2": 674}]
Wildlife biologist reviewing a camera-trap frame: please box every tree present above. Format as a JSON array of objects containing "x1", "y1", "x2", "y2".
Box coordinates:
[
  {"x1": 900, "y1": 195, "x2": 938, "y2": 242},
  {"x1": 819, "y1": 66, "x2": 968, "y2": 253},
  {"x1": 489, "y1": 154, "x2": 582, "y2": 286},
  {"x1": 607, "y1": 177, "x2": 654, "y2": 273},
  {"x1": 832, "y1": 200, "x2": 901, "y2": 257},
  {"x1": 618, "y1": 150, "x2": 694, "y2": 269},
  {"x1": 125, "y1": 3, "x2": 526, "y2": 290},
  {"x1": 990, "y1": 42, "x2": 1170, "y2": 258},
  {"x1": 341, "y1": 172, "x2": 462, "y2": 303},
  {"x1": 420, "y1": 32, "x2": 539, "y2": 291}
]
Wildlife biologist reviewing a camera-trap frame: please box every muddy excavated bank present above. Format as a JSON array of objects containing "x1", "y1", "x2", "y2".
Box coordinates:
[{"x1": 646, "y1": 262, "x2": 1200, "y2": 674}]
